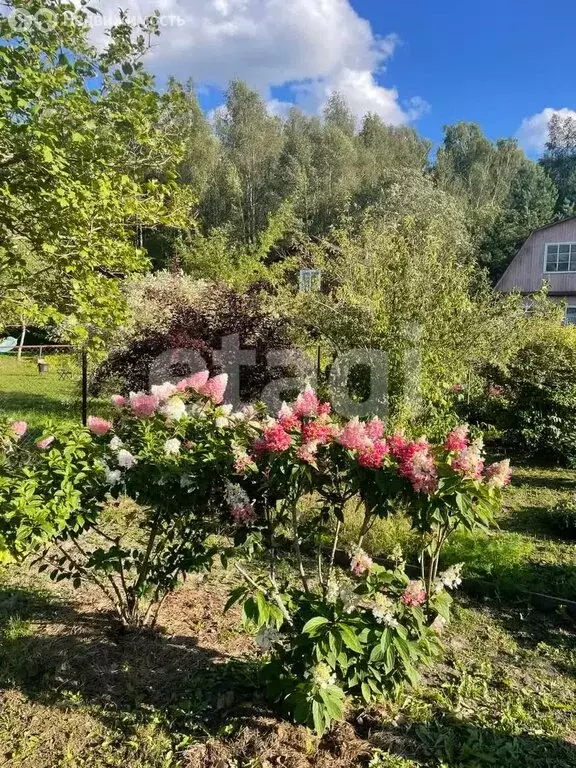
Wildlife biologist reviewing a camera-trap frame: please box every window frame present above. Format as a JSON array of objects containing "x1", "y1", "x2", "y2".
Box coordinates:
[
  {"x1": 543, "y1": 242, "x2": 576, "y2": 274},
  {"x1": 565, "y1": 306, "x2": 576, "y2": 325}
]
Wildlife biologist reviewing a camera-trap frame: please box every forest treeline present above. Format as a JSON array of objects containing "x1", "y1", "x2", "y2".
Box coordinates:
[{"x1": 150, "y1": 79, "x2": 576, "y2": 281}]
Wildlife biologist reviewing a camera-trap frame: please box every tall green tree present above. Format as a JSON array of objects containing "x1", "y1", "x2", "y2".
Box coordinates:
[
  {"x1": 540, "y1": 113, "x2": 576, "y2": 213},
  {"x1": 206, "y1": 81, "x2": 284, "y2": 243},
  {"x1": 0, "y1": 0, "x2": 192, "y2": 342}
]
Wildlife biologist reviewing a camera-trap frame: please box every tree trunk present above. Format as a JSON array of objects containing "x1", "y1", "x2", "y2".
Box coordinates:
[{"x1": 17, "y1": 321, "x2": 26, "y2": 361}]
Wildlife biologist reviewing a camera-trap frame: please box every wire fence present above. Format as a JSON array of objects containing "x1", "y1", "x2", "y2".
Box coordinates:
[{"x1": 0, "y1": 345, "x2": 90, "y2": 433}]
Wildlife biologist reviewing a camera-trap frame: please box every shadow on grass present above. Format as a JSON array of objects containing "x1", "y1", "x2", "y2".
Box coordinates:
[
  {"x1": 0, "y1": 392, "x2": 81, "y2": 419},
  {"x1": 510, "y1": 473, "x2": 576, "y2": 493},
  {"x1": 369, "y1": 713, "x2": 576, "y2": 768},
  {"x1": 0, "y1": 585, "x2": 262, "y2": 743},
  {"x1": 1, "y1": 586, "x2": 575, "y2": 767}
]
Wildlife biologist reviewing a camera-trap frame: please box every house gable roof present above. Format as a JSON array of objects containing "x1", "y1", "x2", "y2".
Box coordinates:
[{"x1": 496, "y1": 216, "x2": 576, "y2": 292}]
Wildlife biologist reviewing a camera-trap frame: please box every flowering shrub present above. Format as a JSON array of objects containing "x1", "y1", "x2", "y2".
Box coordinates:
[
  {"x1": 36, "y1": 371, "x2": 266, "y2": 628},
  {"x1": 227, "y1": 388, "x2": 510, "y2": 733},
  {"x1": 0, "y1": 419, "x2": 103, "y2": 564},
  {"x1": 228, "y1": 550, "x2": 459, "y2": 734}
]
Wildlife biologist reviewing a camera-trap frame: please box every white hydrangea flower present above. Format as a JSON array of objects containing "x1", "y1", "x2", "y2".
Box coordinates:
[
  {"x1": 224, "y1": 481, "x2": 250, "y2": 508},
  {"x1": 151, "y1": 382, "x2": 178, "y2": 401},
  {"x1": 371, "y1": 593, "x2": 398, "y2": 627},
  {"x1": 438, "y1": 563, "x2": 463, "y2": 590},
  {"x1": 215, "y1": 416, "x2": 229, "y2": 429},
  {"x1": 255, "y1": 625, "x2": 281, "y2": 652},
  {"x1": 163, "y1": 438, "x2": 181, "y2": 456},
  {"x1": 159, "y1": 397, "x2": 187, "y2": 422},
  {"x1": 220, "y1": 404, "x2": 234, "y2": 416},
  {"x1": 117, "y1": 449, "x2": 136, "y2": 469},
  {"x1": 312, "y1": 662, "x2": 337, "y2": 688},
  {"x1": 326, "y1": 574, "x2": 340, "y2": 604},
  {"x1": 104, "y1": 465, "x2": 121, "y2": 485},
  {"x1": 338, "y1": 583, "x2": 358, "y2": 613},
  {"x1": 109, "y1": 435, "x2": 123, "y2": 452}
]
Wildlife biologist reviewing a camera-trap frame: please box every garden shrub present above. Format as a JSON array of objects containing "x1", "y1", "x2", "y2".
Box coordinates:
[
  {"x1": 465, "y1": 320, "x2": 576, "y2": 466},
  {"x1": 39, "y1": 373, "x2": 261, "y2": 628},
  {"x1": 0, "y1": 419, "x2": 102, "y2": 564},
  {"x1": 91, "y1": 282, "x2": 299, "y2": 402},
  {"x1": 541, "y1": 496, "x2": 576, "y2": 539},
  {"x1": 227, "y1": 391, "x2": 510, "y2": 733}
]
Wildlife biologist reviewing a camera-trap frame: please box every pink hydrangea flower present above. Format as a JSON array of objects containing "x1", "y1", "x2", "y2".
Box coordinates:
[
  {"x1": 37, "y1": 436, "x2": 55, "y2": 450},
  {"x1": 234, "y1": 451, "x2": 257, "y2": 474},
  {"x1": 487, "y1": 384, "x2": 504, "y2": 398},
  {"x1": 350, "y1": 547, "x2": 373, "y2": 576},
  {"x1": 451, "y1": 443, "x2": 484, "y2": 480},
  {"x1": 302, "y1": 419, "x2": 336, "y2": 444},
  {"x1": 338, "y1": 417, "x2": 370, "y2": 451},
  {"x1": 357, "y1": 439, "x2": 389, "y2": 469},
  {"x1": 10, "y1": 421, "x2": 27, "y2": 440},
  {"x1": 129, "y1": 392, "x2": 159, "y2": 418},
  {"x1": 278, "y1": 402, "x2": 300, "y2": 431},
  {"x1": 399, "y1": 440, "x2": 438, "y2": 494},
  {"x1": 296, "y1": 440, "x2": 319, "y2": 467},
  {"x1": 231, "y1": 503, "x2": 257, "y2": 525},
  {"x1": 444, "y1": 424, "x2": 469, "y2": 453},
  {"x1": 401, "y1": 580, "x2": 426, "y2": 607},
  {"x1": 452, "y1": 383, "x2": 464, "y2": 393},
  {"x1": 388, "y1": 432, "x2": 409, "y2": 460},
  {"x1": 87, "y1": 416, "x2": 113, "y2": 437},
  {"x1": 484, "y1": 459, "x2": 511, "y2": 488},
  {"x1": 317, "y1": 402, "x2": 332, "y2": 416},
  {"x1": 199, "y1": 374, "x2": 228, "y2": 404},
  {"x1": 180, "y1": 370, "x2": 210, "y2": 393},
  {"x1": 254, "y1": 421, "x2": 292, "y2": 454},
  {"x1": 365, "y1": 417, "x2": 385, "y2": 441},
  {"x1": 293, "y1": 385, "x2": 319, "y2": 418},
  {"x1": 111, "y1": 394, "x2": 126, "y2": 409}
]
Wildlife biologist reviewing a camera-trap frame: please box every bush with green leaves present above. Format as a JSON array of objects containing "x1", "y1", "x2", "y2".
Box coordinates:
[
  {"x1": 541, "y1": 496, "x2": 576, "y2": 539},
  {"x1": 36, "y1": 372, "x2": 263, "y2": 628},
  {"x1": 0, "y1": 419, "x2": 103, "y2": 564},
  {"x1": 227, "y1": 388, "x2": 510, "y2": 733}
]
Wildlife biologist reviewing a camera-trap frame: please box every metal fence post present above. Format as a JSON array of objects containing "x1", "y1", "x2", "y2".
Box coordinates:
[{"x1": 81, "y1": 344, "x2": 88, "y2": 427}]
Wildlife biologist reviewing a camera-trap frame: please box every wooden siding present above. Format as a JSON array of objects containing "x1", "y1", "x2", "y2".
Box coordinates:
[{"x1": 496, "y1": 218, "x2": 576, "y2": 295}]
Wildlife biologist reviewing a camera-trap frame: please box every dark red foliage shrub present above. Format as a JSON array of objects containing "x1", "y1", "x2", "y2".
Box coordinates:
[{"x1": 91, "y1": 285, "x2": 299, "y2": 401}]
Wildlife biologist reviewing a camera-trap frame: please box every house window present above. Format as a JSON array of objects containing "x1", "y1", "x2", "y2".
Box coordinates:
[
  {"x1": 565, "y1": 307, "x2": 576, "y2": 325},
  {"x1": 545, "y1": 243, "x2": 576, "y2": 273}
]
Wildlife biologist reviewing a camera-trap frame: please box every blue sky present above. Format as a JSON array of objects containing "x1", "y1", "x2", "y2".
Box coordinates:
[
  {"x1": 353, "y1": 0, "x2": 576, "y2": 151},
  {"x1": 81, "y1": 0, "x2": 576, "y2": 155}
]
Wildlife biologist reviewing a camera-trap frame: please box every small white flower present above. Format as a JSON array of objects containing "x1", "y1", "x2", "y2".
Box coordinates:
[
  {"x1": 255, "y1": 625, "x2": 281, "y2": 652},
  {"x1": 312, "y1": 662, "x2": 337, "y2": 688},
  {"x1": 104, "y1": 465, "x2": 121, "y2": 485},
  {"x1": 220, "y1": 404, "x2": 234, "y2": 416},
  {"x1": 109, "y1": 436, "x2": 123, "y2": 452},
  {"x1": 338, "y1": 583, "x2": 358, "y2": 613},
  {"x1": 215, "y1": 416, "x2": 229, "y2": 429},
  {"x1": 224, "y1": 481, "x2": 250, "y2": 508},
  {"x1": 438, "y1": 563, "x2": 463, "y2": 590},
  {"x1": 117, "y1": 449, "x2": 136, "y2": 469},
  {"x1": 159, "y1": 397, "x2": 187, "y2": 422},
  {"x1": 371, "y1": 593, "x2": 398, "y2": 627},
  {"x1": 163, "y1": 438, "x2": 181, "y2": 456}
]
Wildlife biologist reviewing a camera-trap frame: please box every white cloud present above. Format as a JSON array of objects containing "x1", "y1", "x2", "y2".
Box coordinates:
[
  {"x1": 78, "y1": 0, "x2": 423, "y2": 125},
  {"x1": 517, "y1": 107, "x2": 576, "y2": 154}
]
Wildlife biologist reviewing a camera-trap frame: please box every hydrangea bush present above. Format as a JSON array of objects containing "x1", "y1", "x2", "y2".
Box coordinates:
[
  {"x1": 226, "y1": 386, "x2": 511, "y2": 733},
  {"x1": 2, "y1": 374, "x2": 261, "y2": 628},
  {"x1": 0, "y1": 418, "x2": 104, "y2": 564}
]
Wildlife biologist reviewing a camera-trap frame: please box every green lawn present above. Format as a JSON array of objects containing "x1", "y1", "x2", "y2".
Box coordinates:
[{"x1": 0, "y1": 354, "x2": 83, "y2": 428}]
